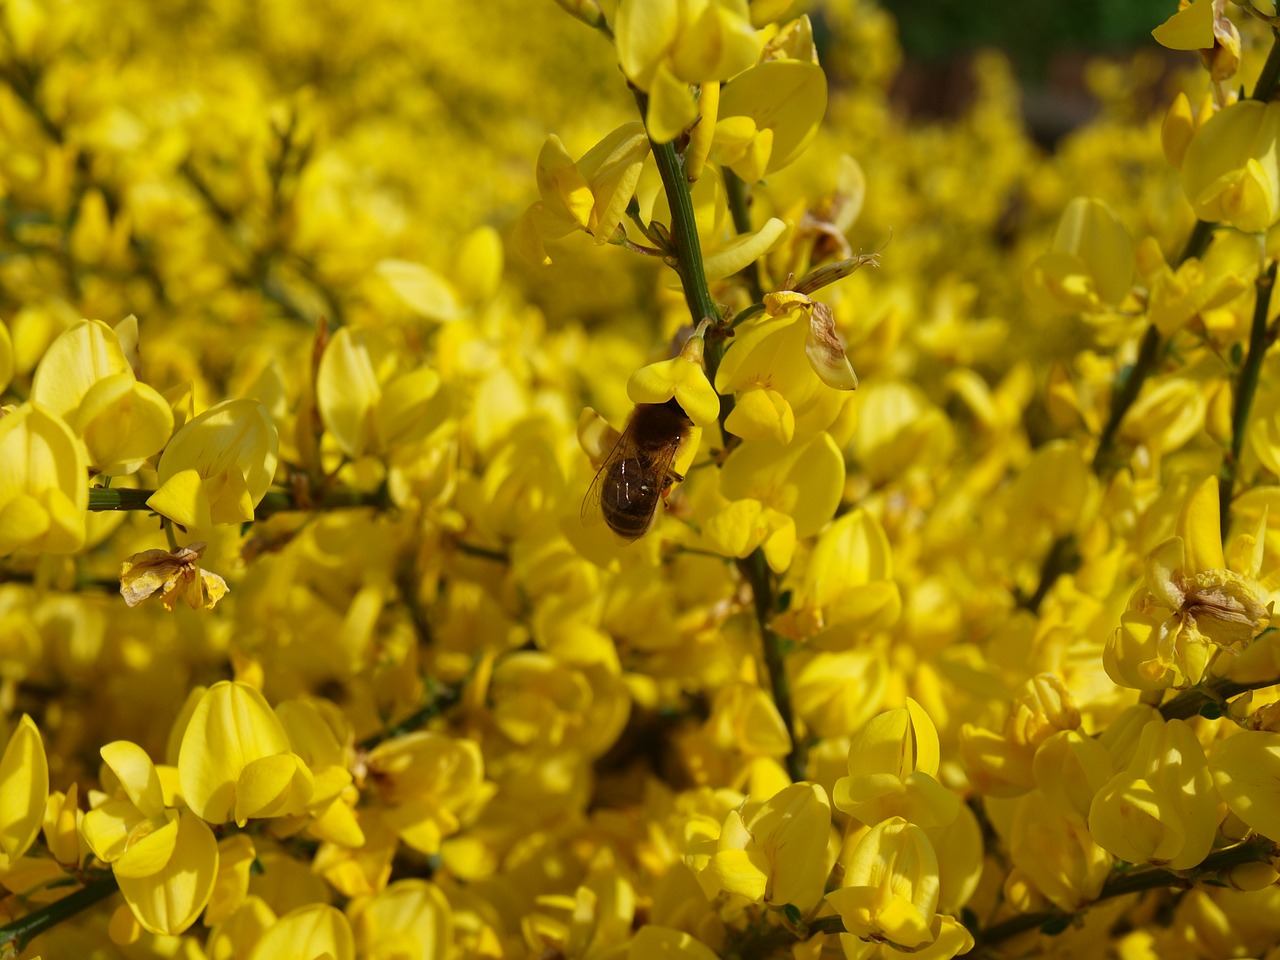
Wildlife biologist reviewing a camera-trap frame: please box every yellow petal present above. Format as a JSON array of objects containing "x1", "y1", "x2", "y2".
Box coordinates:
[
  {"x1": 247, "y1": 903, "x2": 355, "y2": 960},
  {"x1": 148, "y1": 399, "x2": 278, "y2": 529},
  {"x1": 1162, "y1": 92, "x2": 1196, "y2": 169},
  {"x1": 205, "y1": 833, "x2": 256, "y2": 926},
  {"x1": 647, "y1": 61, "x2": 698, "y2": 144},
  {"x1": 117, "y1": 809, "x2": 218, "y2": 936},
  {"x1": 114, "y1": 810, "x2": 179, "y2": 879},
  {"x1": 535, "y1": 135, "x2": 593, "y2": 228},
  {"x1": 724, "y1": 385, "x2": 794, "y2": 443},
  {"x1": 0, "y1": 715, "x2": 48, "y2": 864},
  {"x1": 234, "y1": 753, "x2": 314, "y2": 824},
  {"x1": 0, "y1": 405, "x2": 88, "y2": 556},
  {"x1": 0, "y1": 319, "x2": 13, "y2": 395},
  {"x1": 348, "y1": 879, "x2": 453, "y2": 960},
  {"x1": 615, "y1": 0, "x2": 680, "y2": 89},
  {"x1": 29, "y1": 318, "x2": 130, "y2": 418},
  {"x1": 75, "y1": 374, "x2": 174, "y2": 476},
  {"x1": 717, "y1": 60, "x2": 827, "y2": 175},
  {"x1": 1210, "y1": 731, "x2": 1280, "y2": 841},
  {"x1": 101, "y1": 741, "x2": 165, "y2": 819},
  {"x1": 375, "y1": 260, "x2": 462, "y2": 322},
  {"x1": 1179, "y1": 476, "x2": 1225, "y2": 573},
  {"x1": 702, "y1": 217, "x2": 786, "y2": 282},
  {"x1": 1152, "y1": 0, "x2": 1215, "y2": 50},
  {"x1": 316, "y1": 326, "x2": 383, "y2": 459}
]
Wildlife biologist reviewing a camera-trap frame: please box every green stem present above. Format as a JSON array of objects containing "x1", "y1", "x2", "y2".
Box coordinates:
[
  {"x1": 0, "y1": 875, "x2": 119, "y2": 955},
  {"x1": 87, "y1": 486, "x2": 390, "y2": 519},
  {"x1": 454, "y1": 541, "x2": 510, "y2": 563},
  {"x1": 972, "y1": 837, "x2": 1276, "y2": 954},
  {"x1": 357, "y1": 680, "x2": 464, "y2": 750},
  {"x1": 1017, "y1": 534, "x2": 1077, "y2": 612},
  {"x1": 739, "y1": 552, "x2": 804, "y2": 783},
  {"x1": 1178, "y1": 217, "x2": 1216, "y2": 264},
  {"x1": 1221, "y1": 261, "x2": 1277, "y2": 540},
  {"x1": 1252, "y1": 28, "x2": 1280, "y2": 103},
  {"x1": 1158, "y1": 674, "x2": 1280, "y2": 721},
  {"x1": 745, "y1": 837, "x2": 1275, "y2": 958},
  {"x1": 723, "y1": 168, "x2": 765, "y2": 303},
  {"x1": 1093, "y1": 324, "x2": 1162, "y2": 473},
  {"x1": 636, "y1": 92, "x2": 721, "y2": 333}
]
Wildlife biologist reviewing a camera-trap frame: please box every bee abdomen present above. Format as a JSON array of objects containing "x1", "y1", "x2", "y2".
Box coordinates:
[{"x1": 601, "y1": 457, "x2": 660, "y2": 540}]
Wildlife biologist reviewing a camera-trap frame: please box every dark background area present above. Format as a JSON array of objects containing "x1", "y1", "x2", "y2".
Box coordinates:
[
  {"x1": 891, "y1": 0, "x2": 1175, "y2": 82},
  {"x1": 886, "y1": 0, "x2": 1183, "y2": 143}
]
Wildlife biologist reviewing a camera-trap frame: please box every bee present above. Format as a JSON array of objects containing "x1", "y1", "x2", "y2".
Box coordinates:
[{"x1": 583, "y1": 398, "x2": 696, "y2": 540}]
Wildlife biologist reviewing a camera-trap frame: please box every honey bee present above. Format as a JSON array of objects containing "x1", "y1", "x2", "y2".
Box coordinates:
[{"x1": 583, "y1": 398, "x2": 696, "y2": 540}]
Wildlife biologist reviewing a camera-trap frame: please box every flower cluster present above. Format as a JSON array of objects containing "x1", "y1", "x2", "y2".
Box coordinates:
[{"x1": 4, "y1": 0, "x2": 1280, "y2": 959}]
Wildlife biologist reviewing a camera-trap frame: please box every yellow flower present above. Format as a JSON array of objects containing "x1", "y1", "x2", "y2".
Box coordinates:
[
  {"x1": 687, "y1": 782, "x2": 832, "y2": 911},
  {"x1": 315, "y1": 326, "x2": 445, "y2": 459},
  {"x1": 714, "y1": 59, "x2": 826, "y2": 182},
  {"x1": 514, "y1": 124, "x2": 652, "y2": 262},
  {"x1": 1139, "y1": 234, "x2": 1251, "y2": 338},
  {"x1": 348, "y1": 879, "x2": 453, "y2": 960},
  {"x1": 772, "y1": 508, "x2": 901, "y2": 641},
  {"x1": 119, "y1": 541, "x2": 229, "y2": 612},
  {"x1": 80, "y1": 740, "x2": 219, "y2": 935},
  {"x1": 826, "y1": 817, "x2": 940, "y2": 950},
  {"x1": 364, "y1": 732, "x2": 489, "y2": 856},
  {"x1": 627, "y1": 325, "x2": 720, "y2": 428},
  {"x1": 1024, "y1": 197, "x2": 1134, "y2": 315},
  {"x1": 1210, "y1": 730, "x2": 1280, "y2": 842},
  {"x1": 715, "y1": 295, "x2": 852, "y2": 444},
  {"x1": 615, "y1": 0, "x2": 761, "y2": 142},
  {"x1": 1087, "y1": 718, "x2": 1219, "y2": 870},
  {"x1": 833, "y1": 700, "x2": 958, "y2": 828},
  {"x1": 0, "y1": 403, "x2": 88, "y2": 556},
  {"x1": 147, "y1": 398, "x2": 279, "y2": 529},
  {"x1": 702, "y1": 431, "x2": 845, "y2": 572},
  {"x1": 1104, "y1": 477, "x2": 1271, "y2": 690},
  {"x1": 177, "y1": 681, "x2": 315, "y2": 826},
  {"x1": 1182, "y1": 99, "x2": 1280, "y2": 234},
  {"x1": 959, "y1": 674, "x2": 1080, "y2": 797},
  {"x1": 29, "y1": 318, "x2": 172, "y2": 476},
  {"x1": 1008, "y1": 789, "x2": 1110, "y2": 911}
]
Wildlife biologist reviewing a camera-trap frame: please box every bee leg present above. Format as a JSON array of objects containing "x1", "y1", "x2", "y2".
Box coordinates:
[{"x1": 659, "y1": 470, "x2": 684, "y2": 498}]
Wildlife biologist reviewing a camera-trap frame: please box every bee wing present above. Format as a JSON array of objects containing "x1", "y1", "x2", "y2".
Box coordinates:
[
  {"x1": 581, "y1": 428, "x2": 628, "y2": 523},
  {"x1": 616, "y1": 438, "x2": 684, "y2": 540}
]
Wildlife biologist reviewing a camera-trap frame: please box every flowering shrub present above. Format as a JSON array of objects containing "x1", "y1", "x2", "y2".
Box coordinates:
[{"x1": 3, "y1": 0, "x2": 1280, "y2": 957}]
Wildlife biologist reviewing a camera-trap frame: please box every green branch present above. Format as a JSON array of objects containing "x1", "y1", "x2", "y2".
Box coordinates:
[
  {"x1": 0, "y1": 875, "x2": 119, "y2": 955},
  {"x1": 1158, "y1": 674, "x2": 1280, "y2": 721},
  {"x1": 743, "y1": 837, "x2": 1275, "y2": 958},
  {"x1": 636, "y1": 92, "x2": 720, "y2": 332},
  {"x1": 972, "y1": 836, "x2": 1276, "y2": 954},
  {"x1": 1252, "y1": 27, "x2": 1280, "y2": 103},
  {"x1": 739, "y1": 552, "x2": 805, "y2": 783},
  {"x1": 87, "y1": 486, "x2": 390, "y2": 520},
  {"x1": 1221, "y1": 261, "x2": 1277, "y2": 540},
  {"x1": 357, "y1": 679, "x2": 464, "y2": 750},
  {"x1": 723, "y1": 168, "x2": 765, "y2": 303}
]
